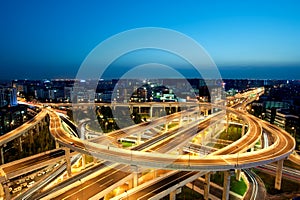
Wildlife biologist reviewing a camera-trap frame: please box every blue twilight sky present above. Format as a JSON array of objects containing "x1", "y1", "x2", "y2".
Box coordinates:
[{"x1": 0, "y1": 0, "x2": 300, "y2": 80}]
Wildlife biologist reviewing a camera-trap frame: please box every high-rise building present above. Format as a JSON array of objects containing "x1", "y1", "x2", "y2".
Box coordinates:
[{"x1": 0, "y1": 87, "x2": 17, "y2": 108}]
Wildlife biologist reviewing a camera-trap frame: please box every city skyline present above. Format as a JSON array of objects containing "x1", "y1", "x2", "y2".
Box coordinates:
[{"x1": 1, "y1": 1, "x2": 300, "y2": 79}]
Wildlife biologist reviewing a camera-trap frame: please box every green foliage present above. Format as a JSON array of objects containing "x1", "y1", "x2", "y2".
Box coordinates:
[
  {"x1": 230, "y1": 174, "x2": 247, "y2": 195},
  {"x1": 210, "y1": 171, "x2": 247, "y2": 196},
  {"x1": 219, "y1": 125, "x2": 242, "y2": 141}
]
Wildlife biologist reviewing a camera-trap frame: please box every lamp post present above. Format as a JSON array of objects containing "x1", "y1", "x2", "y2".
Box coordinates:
[{"x1": 292, "y1": 127, "x2": 296, "y2": 139}]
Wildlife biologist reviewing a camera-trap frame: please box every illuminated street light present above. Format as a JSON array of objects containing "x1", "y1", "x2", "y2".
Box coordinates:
[{"x1": 292, "y1": 127, "x2": 296, "y2": 139}]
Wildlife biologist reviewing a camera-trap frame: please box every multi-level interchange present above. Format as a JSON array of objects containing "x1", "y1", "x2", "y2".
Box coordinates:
[{"x1": 0, "y1": 88, "x2": 298, "y2": 200}]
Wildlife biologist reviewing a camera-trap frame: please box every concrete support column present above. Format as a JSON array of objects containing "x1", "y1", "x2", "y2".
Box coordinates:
[
  {"x1": 43, "y1": 117, "x2": 47, "y2": 126},
  {"x1": 177, "y1": 147, "x2": 184, "y2": 154},
  {"x1": 29, "y1": 130, "x2": 34, "y2": 144},
  {"x1": 149, "y1": 106, "x2": 153, "y2": 121},
  {"x1": 35, "y1": 126, "x2": 39, "y2": 135},
  {"x1": 129, "y1": 105, "x2": 133, "y2": 113},
  {"x1": 169, "y1": 188, "x2": 181, "y2": 200},
  {"x1": 222, "y1": 171, "x2": 231, "y2": 200},
  {"x1": 64, "y1": 148, "x2": 72, "y2": 177},
  {"x1": 178, "y1": 116, "x2": 182, "y2": 127},
  {"x1": 81, "y1": 154, "x2": 86, "y2": 169},
  {"x1": 236, "y1": 169, "x2": 241, "y2": 181},
  {"x1": 39, "y1": 122, "x2": 43, "y2": 131},
  {"x1": 202, "y1": 130, "x2": 207, "y2": 141},
  {"x1": 204, "y1": 172, "x2": 211, "y2": 200},
  {"x1": 164, "y1": 123, "x2": 168, "y2": 132},
  {"x1": 275, "y1": 159, "x2": 284, "y2": 190},
  {"x1": 195, "y1": 112, "x2": 198, "y2": 120},
  {"x1": 204, "y1": 109, "x2": 208, "y2": 116},
  {"x1": 0, "y1": 147, "x2": 4, "y2": 165},
  {"x1": 131, "y1": 165, "x2": 139, "y2": 188},
  {"x1": 18, "y1": 137, "x2": 23, "y2": 152},
  {"x1": 133, "y1": 172, "x2": 138, "y2": 188},
  {"x1": 138, "y1": 106, "x2": 141, "y2": 114},
  {"x1": 55, "y1": 139, "x2": 60, "y2": 149},
  {"x1": 169, "y1": 190, "x2": 176, "y2": 200},
  {"x1": 93, "y1": 156, "x2": 98, "y2": 163},
  {"x1": 211, "y1": 125, "x2": 216, "y2": 138},
  {"x1": 128, "y1": 179, "x2": 133, "y2": 189},
  {"x1": 3, "y1": 184, "x2": 11, "y2": 200},
  {"x1": 137, "y1": 133, "x2": 141, "y2": 145},
  {"x1": 153, "y1": 169, "x2": 157, "y2": 179}
]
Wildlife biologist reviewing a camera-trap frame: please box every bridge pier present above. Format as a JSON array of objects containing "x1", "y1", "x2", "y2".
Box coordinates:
[
  {"x1": 195, "y1": 111, "x2": 198, "y2": 120},
  {"x1": 222, "y1": 170, "x2": 233, "y2": 200},
  {"x1": 93, "y1": 156, "x2": 98, "y2": 163},
  {"x1": 204, "y1": 109, "x2": 208, "y2": 117},
  {"x1": 131, "y1": 165, "x2": 139, "y2": 188},
  {"x1": 235, "y1": 169, "x2": 241, "y2": 181},
  {"x1": 29, "y1": 130, "x2": 34, "y2": 144},
  {"x1": 39, "y1": 121, "x2": 43, "y2": 132},
  {"x1": 149, "y1": 105, "x2": 153, "y2": 121},
  {"x1": 169, "y1": 190, "x2": 176, "y2": 200},
  {"x1": 169, "y1": 188, "x2": 181, "y2": 200},
  {"x1": 129, "y1": 105, "x2": 133, "y2": 113},
  {"x1": 178, "y1": 116, "x2": 182, "y2": 127},
  {"x1": 275, "y1": 159, "x2": 284, "y2": 190},
  {"x1": 81, "y1": 154, "x2": 86, "y2": 169},
  {"x1": 64, "y1": 148, "x2": 72, "y2": 177},
  {"x1": 43, "y1": 116, "x2": 47, "y2": 126},
  {"x1": 152, "y1": 169, "x2": 157, "y2": 178},
  {"x1": 0, "y1": 146, "x2": 4, "y2": 165},
  {"x1": 211, "y1": 124, "x2": 218, "y2": 138},
  {"x1": 137, "y1": 133, "x2": 142, "y2": 145},
  {"x1": 204, "y1": 172, "x2": 211, "y2": 200},
  {"x1": 164, "y1": 123, "x2": 168, "y2": 132},
  {"x1": 177, "y1": 147, "x2": 184, "y2": 155},
  {"x1": 35, "y1": 126, "x2": 39, "y2": 136},
  {"x1": 18, "y1": 137, "x2": 23, "y2": 152},
  {"x1": 55, "y1": 139, "x2": 60, "y2": 149},
  {"x1": 3, "y1": 184, "x2": 11, "y2": 200}
]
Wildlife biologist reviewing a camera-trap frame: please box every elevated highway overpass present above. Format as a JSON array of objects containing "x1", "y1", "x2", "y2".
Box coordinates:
[
  {"x1": 3, "y1": 87, "x2": 296, "y2": 200},
  {"x1": 0, "y1": 148, "x2": 77, "y2": 182},
  {"x1": 47, "y1": 104, "x2": 294, "y2": 172}
]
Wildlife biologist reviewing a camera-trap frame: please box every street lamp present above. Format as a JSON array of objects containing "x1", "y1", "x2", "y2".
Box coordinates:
[
  {"x1": 105, "y1": 121, "x2": 108, "y2": 131},
  {"x1": 262, "y1": 113, "x2": 265, "y2": 119},
  {"x1": 292, "y1": 127, "x2": 296, "y2": 139}
]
